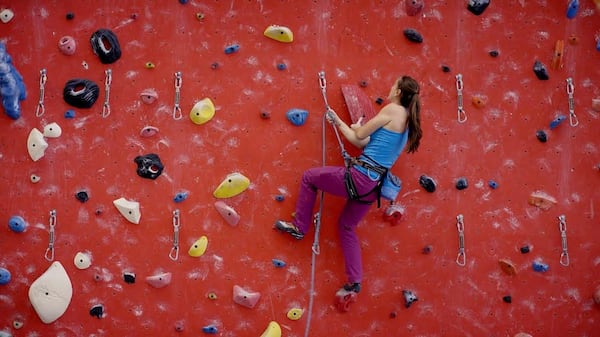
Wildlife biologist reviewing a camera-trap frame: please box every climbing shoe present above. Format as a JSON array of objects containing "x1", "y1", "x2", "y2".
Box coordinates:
[
  {"x1": 274, "y1": 220, "x2": 304, "y2": 240},
  {"x1": 343, "y1": 282, "x2": 361, "y2": 293}
]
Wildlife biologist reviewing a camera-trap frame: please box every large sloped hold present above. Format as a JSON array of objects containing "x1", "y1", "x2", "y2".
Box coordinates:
[
  {"x1": 233, "y1": 285, "x2": 260, "y2": 308},
  {"x1": 264, "y1": 25, "x2": 294, "y2": 43},
  {"x1": 90, "y1": 29, "x2": 122, "y2": 64},
  {"x1": 259, "y1": 321, "x2": 282, "y2": 337},
  {"x1": 189, "y1": 98, "x2": 215, "y2": 125},
  {"x1": 213, "y1": 172, "x2": 250, "y2": 198},
  {"x1": 28, "y1": 261, "x2": 73, "y2": 324},
  {"x1": 27, "y1": 128, "x2": 48, "y2": 161},
  {"x1": 341, "y1": 84, "x2": 377, "y2": 124},
  {"x1": 112, "y1": 197, "x2": 141, "y2": 224}
]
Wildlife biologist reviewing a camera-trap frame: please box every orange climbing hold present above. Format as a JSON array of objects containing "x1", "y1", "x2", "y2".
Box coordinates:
[
  {"x1": 471, "y1": 95, "x2": 486, "y2": 108},
  {"x1": 528, "y1": 191, "x2": 557, "y2": 210},
  {"x1": 498, "y1": 259, "x2": 517, "y2": 276},
  {"x1": 551, "y1": 40, "x2": 564, "y2": 70}
]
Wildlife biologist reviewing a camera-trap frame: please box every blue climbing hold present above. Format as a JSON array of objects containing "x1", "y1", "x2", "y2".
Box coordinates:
[
  {"x1": 8, "y1": 215, "x2": 26, "y2": 233},
  {"x1": 272, "y1": 258, "x2": 286, "y2": 268},
  {"x1": 64, "y1": 109, "x2": 75, "y2": 118},
  {"x1": 173, "y1": 192, "x2": 188, "y2": 203},
  {"x1": 277, "y1": 63, "x2": 287, "y2": 71},
  {"x1": 178, "y1": 0, "x2": 189, "y2": 4},
  {"x1": 202, "y1": 325, "x2": 218, "y2": 334},
  {"x1": 549, "y1": 115, "x2": 566, "y2": 129},
  {"x1": 596, "y1": 39, "x2": 600, "y2": 52},
  {"x1": 274, "y1": 194, "x2": 285, "y2": 202},
  {"x1": 532, "y1": 261, "x2": 549, "y2": 273},
  {"x1": 0, "y1": 267, "x2": 10, "y2": 285},
  {"x1": 566, "y1": 0, "x2": 579, "y2": 19},
  {"x1": 224, "y1": 44, "x2": 240, "y2": 54},
  {"x1": 0, "y1": 42, "x2": 27, "y2": 120},
  {"x1": 286, "y1": 108, "x2": 308, "y2": 126},
  {"x1": 488, "y1": 180, "x2": 498, "y2": 189}
]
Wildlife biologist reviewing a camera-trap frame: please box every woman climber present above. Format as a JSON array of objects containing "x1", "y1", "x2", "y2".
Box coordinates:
[{"x1": 275, "y1": 75, "x2": 423, "y2": 295}]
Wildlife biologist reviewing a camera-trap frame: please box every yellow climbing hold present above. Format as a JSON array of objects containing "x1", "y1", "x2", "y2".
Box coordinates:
[
  {"x1": 286, "y1": 308, "x2": 303, "y2": 321},
  {"x1": 259, "y1": 321, "x2": 281, "y2": 337},
  {"x1": 264, "y1": 25, "x2": 294, "y2": 43},
  {"x1": 213, "y1": 172, "x2": 250, "y2": 198},
  {"x1": 207, "y1": 292, "x2": 218, "y2": 300},
  {"x1": 189, "y1": 98, "x2": 215, "y2": 125},
  {"x1": 188, "y1": 236, "x2": 208, "y2": 257},
  {"x1": 145, "y1": 62, "x2": 155, "y2": 69}
]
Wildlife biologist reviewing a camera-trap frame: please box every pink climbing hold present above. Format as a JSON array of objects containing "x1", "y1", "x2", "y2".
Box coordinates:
[
  {"x1": 145, "y1": 272, "x2": 172, "y2": 288},
  {"x1": 214, "y1": 201, "x2": 240, "y2": 226},
  {"x1": 405, "y1": 0, "x2": 424, "y2": 16},
  {"x1": 232, "y1": 285, "x2": 260, "y2": 308},
  {"x1": 140, "y1": 126, "x2": 159, "y2": 138},
  {"x1": 58, "y1": 36, "x2": 76, "y2": 55},
  {"x1": 140, "y1": 89, "x2": 158, "y2": 104}
]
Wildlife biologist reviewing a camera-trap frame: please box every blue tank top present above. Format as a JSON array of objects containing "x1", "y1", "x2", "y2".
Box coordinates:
[{"x1": 354, "y1": 127, "x2": 409, "y2": 179}]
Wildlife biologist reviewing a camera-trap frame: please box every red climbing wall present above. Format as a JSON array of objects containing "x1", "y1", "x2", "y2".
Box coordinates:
[{"x1": 1, "y1": 1, "x2": 599, "y2": 336}]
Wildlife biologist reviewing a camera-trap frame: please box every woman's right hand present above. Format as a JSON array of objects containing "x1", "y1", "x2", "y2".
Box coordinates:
[{"x1": 326, "y1": 109, "x2": 340, "y2": 125}]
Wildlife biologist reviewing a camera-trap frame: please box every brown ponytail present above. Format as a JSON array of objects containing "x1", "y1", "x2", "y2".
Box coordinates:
[{"x1": 398, "y1": 76, "x2": 422, "y2": 153}]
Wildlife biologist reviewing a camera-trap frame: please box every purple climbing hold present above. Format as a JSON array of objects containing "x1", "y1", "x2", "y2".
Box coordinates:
[
  {"x1": 272, "y1": 258, "x2": 286, "y2": 268},
  {"x1": 403, "y1": 28, "x2": 423, "y2": 43},
  {"x1": 533, "y1": 60, "x2": 549, "y2": 80},
  {"x1": 467, "y1": 0, "x2": 490, "y2": 16}
]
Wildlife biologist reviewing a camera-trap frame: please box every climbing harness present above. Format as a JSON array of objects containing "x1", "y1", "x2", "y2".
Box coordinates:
[
  {"x1": 102, "y1": 69, "x2": 112, "y2": 118},
  {"x1": 169, "y1": 209, "x2": 180, "y2": 261},
  {"x1": 173, "y1": 71, "x2": 183, "y2": 120},
  {"x1": 455, "y1": 214, "x2": 466, "y2": 266},
  {"x1": 44, "y1": 209, "x2": 57, "y2": 261},
  {"x1": 557, "y1": 215, "x2": 570, "y2": 266},
  {"x1": 566, "y1": 77, "x2": 578, "y2": 127},
  {"x1": 35, "y1": 68, "x2": 47, "y2": 117},
  {"x1": 456, "y1": 74, "x2": 467, "y2": 123}
]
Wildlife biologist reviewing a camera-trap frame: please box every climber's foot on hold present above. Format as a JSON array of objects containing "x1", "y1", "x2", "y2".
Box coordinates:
[
  {"x1": 335, "y1": 283, "x2": 360, "y2": 312},
  {"x1": 274, "y1": 220, "x2": 304, "y2": 240}
]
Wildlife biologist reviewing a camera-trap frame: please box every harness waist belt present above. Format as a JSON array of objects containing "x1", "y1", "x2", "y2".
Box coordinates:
[{"x1": 350, "y1": 158, "x2": 387, "y2": 176}]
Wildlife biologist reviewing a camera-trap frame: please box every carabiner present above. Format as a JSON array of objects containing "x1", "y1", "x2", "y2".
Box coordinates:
[
  {"x1": 557, "y1": 215, "x2": 570, "y2": 266},
  {"x1": 169, "y1": 209, "x2": 180, "y2": 261},
  {"x1": 456, "y1": 74, "x2": 467, "y2": 123},
  {"x1": 36, "y1": 69, "x2": 47, "y2": 117},
  {"x1": 456, "y1": 214, "x2": 466, "y2": 266},
  {"x1": 44, "y1": 209, "x2": 57, "y2": 261},
  {"x1": 565, "y1": 78, "x2": 578, "y2": 127},
  {"x1": 102, "y1": 69, "x2": 112, "y2": 118},
  {"x1": 173, "y1": 71, "x2": 183, "y2": 120}
]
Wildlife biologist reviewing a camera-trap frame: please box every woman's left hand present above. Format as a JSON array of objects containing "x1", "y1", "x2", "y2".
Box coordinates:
[{"x1": 350, "y1": 116, "x2": 363, "y2": 129}]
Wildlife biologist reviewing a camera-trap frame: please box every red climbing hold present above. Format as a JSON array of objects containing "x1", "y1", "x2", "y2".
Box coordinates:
[
  {"x1": 341, "y1": 84, "x2": 377, "y2": 124},
  {"x1": 335, "y1": 288, "x2": 358, "y2": 312},
  {"x1": 405, "y1": 0, "x2": 424, "y2": 16}
]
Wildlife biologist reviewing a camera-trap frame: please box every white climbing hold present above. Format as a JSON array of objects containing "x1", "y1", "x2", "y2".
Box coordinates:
[
  {"x1": 0, "y1": 9, "x2": 14, "y2": 24},
  {"x1": 112, "y1": 197, "x2": 141, "y2": 224},
  {"x1": 43, "y1": 122, "x2": 62, "y2": 138},
  {"x1": 0, "y1": 330, "x2": 13, "y2": 337},
  {"x1": 73, "y1": 251, "x2": 92, "y2": 269},
  {"x1": 30, "y1": 174, "x2": 41, "y2": 183},
  {"x1": 27, "y1": 128, "x2": 48, "y2": 161},
  {"x1": 28, "y1": 261, "x2": 73, "y2": 324}
]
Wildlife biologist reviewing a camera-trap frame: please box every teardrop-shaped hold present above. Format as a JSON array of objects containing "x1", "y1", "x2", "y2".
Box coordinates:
[
  {"x1": 112, "y1": 197, "x2": 141, "y2": 224},
  {"x1": 214, "y1": 201, "x2": 240, "y2": 226},
  {"x1": 27, "y1": 128, "x2": 48, "y2": 162},
  {"x1": 74, "y1": 252, "x2": 92, "y2": 270},
  {"x1": 286, "y1": 308, "x2": 303, "y2": 321},
  {"x1": 471, "y1": 95, "x2": 486, "y2": 108},
  {"x1": 260, "y1": 321, "x2": 281, "y2": 337},
  {"x1": 28, "y1": 261, "x2": 73, "y2": 324},
  {"x1": 551, "y1": 40, "x2": 564, "y2": 70},
  {"x1": 498, "y1": 259, "x2": 517, "y2": 276},
  {"x1": 189, "y1": 98, "x2": 215, "y2": 125},
  {"x1": 140, "y1": 126, "x2": 159, "y2": 138},
  {"x1": 173, "y1": 191, "x2": 188, "y2": 203},
  {"x1": 403, "y1": 28, "x2": 423, "y2": 43},
  {"x1": 0, "y1": 9, "x2": 15, "y2": 23},
  {"x1": 286, "y1": 108, "x2": 308, "y2": 126},
  {"x1": 264, "y1": 25, "x2": 294, "y2": 43},
  {"x1": 188, "y1": 236, "x2": 208, "y2": 257},
  {"x1": 233, "y1": 285, "x2": 260, "y2": 308},
  {"x1": 0, "y1": 267, "x2": 11, "y2": 285},
  {"x1": 272, "y1": 258, "x2": 286, "y2": 268},
  {"x1": 533, "y1": 60, "x2": 549, "y2": 80},
  {"x1": 405, "y1": 0, "x2": 424, "y2": 16},
  {"x1": 467, "y1": 0, "x2": 490, "y2": 15},
  {"x1": 30, "y1": 174, "x2": 41, "y2": 183},
  {"x1": 566, "y1": 0, "x2": 579, "y2": 19},
  {"x1": 140, "y1": 88, "x2": 158, "y2": 104},
  {"x1": 8, "y1": 215, "x2": 26, "y2": 233},
  {"x1": 145, "y1": 272, "x2": 172, "y2": 288},
  {"x1": 43, "y1": 122, "x2": 62, "y2": 138},
  {"x1": 213, "y1": 172, "x2": 250, "y2": 198}
]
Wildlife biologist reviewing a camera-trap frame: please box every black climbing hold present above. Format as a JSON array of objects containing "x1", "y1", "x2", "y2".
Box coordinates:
[
  {"x1": 375, "y1": 97, "x2": 384, "y2": 105},
  {"x1": 75, "y1": 190, "x2": 89, "y2": 203},
  {"x1": 66, "y1": 12, "x2": 74, "y2": 20},
  {"x1": 533, "y1": 60, "x2": 549, "y2": 80},
  {"x1": 403, "y1": 289, "x2": 418, "y2": 308},
  {"x1": 489, "y1": 50, "x2": 499, "y2": 57},
  {"x1": 502, "y1": 295, "x2": 512, "y2": 303},
  {"x1": 403, "y1": 28, "x2": 423, "y2": 43},
  {"x1": 467, "y1": 0, "x2": 490, "y2": 16},
  {"x1": 210, "y1": 62, "x2": 219, "y2": 70},
  {"x1": 422, "y1": 245, "x2": 432, "y2": 254},
  {"x1": 63, "y1": 79, "x2": 100, "y2": 109},
  {"x1": 123, "y1": 272, "x2": 136, "y2": 284},
  {"x1": 89, "y1": 304, "x2": 104, "y2": 318},
  {"x1": 520, "y1": 245, "x2": 530, "y2": 254},
  {"x1": 455, "y1": 177, "x2": 468, "y2": 190},
  {"x1": 260, "y1": 110, "x2": 271, "y2": 119},
  {"x1": 90, "y1": 29, "x2": 122, "y2": 64},
  {"x1": 419, "y1": 175, "x2": 436, "y2": 193},
  {"x1": 359, "y1": 80, "x2": 368, "y2": 88},
  {"x1": 536, "y1": 130, "x2": 547, "y2": 143},
  {"x1": 441, "y1": 65, "x2": 451, "y2": 73},
  {"x1": 130, "y1": 13, "x2": 138, "y2": 20},
  {"x1": 134, "y1": 153, "x2": 164, "y2": 180}
]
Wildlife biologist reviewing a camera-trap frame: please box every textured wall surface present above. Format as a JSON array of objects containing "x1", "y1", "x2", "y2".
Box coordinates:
[{"x1": 0, "y1": 1, "x2": 599, "y2": 336}]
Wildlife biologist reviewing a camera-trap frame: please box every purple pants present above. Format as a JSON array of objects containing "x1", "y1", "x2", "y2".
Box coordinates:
[{"x1": 292, "y1": 166, "x2": 378, "y2": 284}]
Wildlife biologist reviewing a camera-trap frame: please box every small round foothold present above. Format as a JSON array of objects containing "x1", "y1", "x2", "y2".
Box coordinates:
[
  {"x1": 74, "y1": 252, "x2": 92, "y2": 269},
  {"x1": 536, "y1": 130, "x2": 547, "y2": 143},
  {"x1": 196, "y1": 12, "x2": 204, "y2": 20},
  {"x1": 145, "y1": 62, "x2": 155, "y2": 69},
  {"x1": 441, "y1": 65, "x2": 451, "y2": 73},
  {"x1": 58, "y1": 36, "x2": 77, "y2": 55},
  {"x1": 0, "y1": 267, "x2": 11, "y2": 285},
  {"x1": 64, "y1": 109, "x2": 75, "y2": 118},
  {"x1": 89, "y1": 304, "x2": 104, "y2": 318},
  {"x1": 173, "y1": 192, "x2": 188, "y2": 203},
  {"x1": 123, "y1": 272, "x2": 136, "y2": 284},
  {"x1": 359, "y1": 80, "x2": 368, "y2": 88},
  {"x1": 489, "y1": 50, "x2": 499, "y2": 57},
  {"x1": 130, "y1": 13, "x2": 138, "y2": 20},
  {"x1": 568, "y1": 35, "x2": 578, "y2": 45},
  {"x1": 8, "y1": 215, "x2": 27, "y2": 233},
  {"x1": 520, "y1": 245, "x2": 530, "y2": 254},
  {"x1": 277, "y1": 63, "x2": 287, "y2": 70},
  {"x1": 274, "y1": 194, "x2": 285, "y2": 202},
  {"x1": 30, "y1": 174, "x2": 40, "y2": 183},
  {"x1": 207, "y1": 292, "x2": 218, "y2": 300},
  {"x1": 455, "y1": 177, "x2": 468, "y2": 190},
  {"x1": 224, "y1": 44, "x2": 240, "y2": 54},
  {"x1": 174, "y1": 320, "x2": 185, "y2": 332},
  {"x1": 260, "y1": 110, "x2": 271, "y2": 119},
  {"x1": 389, "y1": 311, "x2": 397, "y2": 318},
  {"x1": 502, "y1": 295, "x2": 512, "y2": 303},
  {"x1": 488, "y1": 180, "x2": 498, "y2": 189},
  {"x1": 210, "y1": 62, "x2": 219, "y2": 69},
  {"x1": 75, "y1": 190, "x2": 89, "y2": 203},
  {"x1": 179, "y1": 0, "x2": 189, "y2": 3},
  {"x1": 13, "y1": 318, "x2": 24, "y2": 329},
  {"x1": 422, "y1": 245, "x2": 432, "y2": 254},
  {"x1": 95, "y1": 207, "x2": 103, "y2": 216},
  {"x1": 286, "y1": 308, "x2": 303, "y2": 320},
  {"x1": 66, "y1": 12, "x2": 74, "y2": 20},
  {"x1": 375, "y1": 97, "x2": 384, "y2": 105},
  {"x1": 272, "y1": 258, "x2": 286, "y2": 268}
]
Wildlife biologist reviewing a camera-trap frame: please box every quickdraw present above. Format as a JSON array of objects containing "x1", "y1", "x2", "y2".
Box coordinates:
[
  {"x1": 456, "y1": 214, "x2": 466, "y2": 266},
  {"x1": 173, "y1": 71, "x2": 183, "y2": 120},
  {"x1": 44, "y1": 210, "x2": 57, "y2": 261},
  {"x1": 557, "y1": 215, "x2": 570, "y2": 266},
  {"x1": 169, "y1": 209, "x2": 181, "y2": 261},
  {"x1": 566, "y1": 78, "x2": 578, "y2": 127},
  {"x1": 102, "y1": 69, "x2": 112, "y2": 118},
  {"x1": 456, "y1": 74, "x2": 467, "y2": 123},
  {"x1": 36, "y1": 68, "x2": 47, "y2": 117}
]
